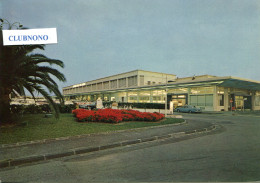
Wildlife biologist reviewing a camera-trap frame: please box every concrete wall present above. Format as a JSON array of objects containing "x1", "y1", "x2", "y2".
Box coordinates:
[{"x1": 63, "y1": 70, "x2": 176, "y2": 95}]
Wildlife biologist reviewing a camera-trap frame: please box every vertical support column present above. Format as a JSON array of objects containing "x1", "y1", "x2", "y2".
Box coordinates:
[
  {"x1": 224, "y1": 88, "x2": 229, "y2": 111},
  {"x1": 213, "y1": 86, "x2": 218, "y2": 111},
  {"x1": 137, "y1": 91, "x2": 140, "y2": 103},
  {"x1": 150, "y1": 90, "x2": 153, "y2": 103},
  {"x1": 252, "y1": 91, "x2": 255, "y2": 111},
  {"x1": 126, "y1": 92, "x2": 128, "y2": 103},
  {"x1": 187, "y1": 88, "x2": 191, "y2": 105}
]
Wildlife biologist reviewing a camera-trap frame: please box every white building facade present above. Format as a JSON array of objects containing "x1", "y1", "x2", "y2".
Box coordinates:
[{"x1": 63, "y1": 70, "x2": 260, "y2": 111}]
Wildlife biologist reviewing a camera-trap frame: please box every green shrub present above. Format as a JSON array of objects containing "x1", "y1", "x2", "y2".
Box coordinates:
[
  {"x1": 10, "y1": 105, "x2": 25, "y2": 114},
  {"x1": 59, "y1": 104, "x2": 76, "y2": 113},
  {"x1": 10, "y1": 104, "x2": 76, "y2": 114},
  {"x1": 116, "y1": 102, "x2": 166, "y2": 109}
]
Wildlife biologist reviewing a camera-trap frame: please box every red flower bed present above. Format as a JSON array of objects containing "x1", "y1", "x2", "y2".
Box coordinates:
[{"x1": 72, "y1": 108, "x2": 165, "y2": 123}]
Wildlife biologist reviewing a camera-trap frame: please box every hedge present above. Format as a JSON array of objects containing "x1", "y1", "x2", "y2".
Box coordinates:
[
  {"x1": 10, "y1": 104, "x2": 76, "y2": 114},
  {"x1": 10, "y1": 102, "x2": 167, "y2": 114},
  {"x1": 103, "y1": 102, "x2": 167, "y2": 109}
]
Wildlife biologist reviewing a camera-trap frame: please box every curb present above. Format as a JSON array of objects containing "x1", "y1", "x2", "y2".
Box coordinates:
[
  {"x1": 1, "y1": 120, "x2": 187, "y2": 148},
  {"x1": 0, "y1": 124, "x2": 217, "y2": 169}
]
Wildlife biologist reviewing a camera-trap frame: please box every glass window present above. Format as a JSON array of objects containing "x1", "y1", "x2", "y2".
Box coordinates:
[
  {"x1": 168, "y1": 88, "x2": 188, "y2": 93},
  {"x1": 190, "y1": 94, "x2": 213, "y2": 106},
  {"x1": 92, "y1": 84, "x2": 97, "y2": 90},
  {"x1": 140, "y1": 75, "x2": 144, "y2": 86},
  {"x1": 128, "y1": 92, "x2": 138, "y2": 96},
  {"x1": 139, "y1": 91, "x2": 150, "y2": 103},
  {"x1": 97, "y1": 83, "x2": 102, "y2": 90},
  {"x1": 217, "y1": 87, "x2": 225, "y2": 94},
  {"x1": 255, "y1": 96, "x2": 260, "y2": 106},
  {"x1": 110, "y1": 80, "x2": 117, "y2": 89},
  {"x1": 129, "y1": 96, "x2": 137, "y2": 102},
  {"x1": 152, "y1": 96, "x2": 161, "y2": 102},
  {"x1": 191, "y1": 88, "x2": 198, "y2": 94},
  {"x1": 152, "y1": 90, "x2": 166, "y2": 103},
  {"x1": 139, "y1": 96, "x2": 150, "y2": 103},
  {"x1": 117, "y1": 92, "x2": 127, "y2": 97},
  {"x1": 128, "y1": 92, "x2": 138, "y2": 103},
  {"x1": 103, "y1": 82, "x2": 109, "y2": 90},
  {"x1": 191, "y1": 87, "x2": 214, "y2": 94},
  {"x1": 82, "y1": 86, "x2": 87, "y2": 92},
  {"x1": 87, "y1": 85, "x2": 91, "y2": 91},
  {"x1": 118, "y1": 78, "x2": 126, "y2": 88},
  {"x1": 205, "y1": 95, "x2": 213, "y2": 106},
  {"x1": 139, "y1": 91, "x2": 150, "y2": 96},
  {"x1": 204, "y1": 87, "x2": 214, "y2": 94},
  {"x1": 128, "y1": 76, "x2": 137, "y2": 87},
  {"x1": 157, "y1": 90, "x2": 166, "y2": 95},
  {"x1": 190, "y1": 96, "x2": 197, "y2": 106},
  {"x1": 198, "y1": 95, "x2": 205, "y2": 106}
]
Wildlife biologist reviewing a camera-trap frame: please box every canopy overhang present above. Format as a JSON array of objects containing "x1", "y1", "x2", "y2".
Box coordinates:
[{"x1": 218, "y1": 78, "x2": 260, "y2": 91}]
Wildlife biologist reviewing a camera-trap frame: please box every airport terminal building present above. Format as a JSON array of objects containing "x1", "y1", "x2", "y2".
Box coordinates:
[{"x1": 63, "y1": 70, "x2": 260, "y2": 111}]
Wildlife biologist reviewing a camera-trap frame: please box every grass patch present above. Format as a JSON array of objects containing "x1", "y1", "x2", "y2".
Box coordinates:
[{"x1": 0, "y1": 113, "x2": 184, "y2": 144}]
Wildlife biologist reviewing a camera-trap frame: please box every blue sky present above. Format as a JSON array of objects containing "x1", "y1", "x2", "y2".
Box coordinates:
[{"x1": 1, "y1": 0, "x2": 260, "y2": 91}]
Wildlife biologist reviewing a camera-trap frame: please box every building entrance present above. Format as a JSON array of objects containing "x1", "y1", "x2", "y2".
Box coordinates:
[
  {"x1": 235, "y1": 96, "x2": 252, "y2": 110},
  {"x1": 230, "y1": 94, "x2": 252, "y2": 111},
  {"x1": 170, "y1": 94, "x2": 188, "y2": 109}
]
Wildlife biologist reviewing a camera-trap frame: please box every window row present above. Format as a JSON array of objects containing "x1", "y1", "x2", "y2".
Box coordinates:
[
  {"x1": 190, "y1": 95, "x2": 213, "y2": 106},
  {"x1": 63, "y1": 76, "x2": 138, "y2": 94}
]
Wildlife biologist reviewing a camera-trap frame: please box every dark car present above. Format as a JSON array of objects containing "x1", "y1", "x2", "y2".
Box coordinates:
[
  {"x1": 174, "y1": 105, "x2": 202, "y2": 113},
  {"x1": 79, "y1": 102, "x2": 96, "y2": 110}
]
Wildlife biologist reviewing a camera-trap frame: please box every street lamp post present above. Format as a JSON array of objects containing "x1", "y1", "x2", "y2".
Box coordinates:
[{"x1": 165, "y1": 75, "x2": 168, "y2": 117}]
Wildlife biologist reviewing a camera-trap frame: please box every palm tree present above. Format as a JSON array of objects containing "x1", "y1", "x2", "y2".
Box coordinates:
[{"x1": 0, "y1": 19, "x2": 66, "y2": 125}]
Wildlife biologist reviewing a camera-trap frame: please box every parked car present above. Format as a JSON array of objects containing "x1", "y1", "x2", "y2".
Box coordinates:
[
  {"x1": 174, "y1": 105, "x2": 202, "y2": 113},
  {"x1": 79, "y1": 102, "x2": 96, "y2": 110}
]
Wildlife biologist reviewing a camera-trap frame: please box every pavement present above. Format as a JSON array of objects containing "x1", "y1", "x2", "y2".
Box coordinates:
[{"x1": 0, "y1": 116, "x2": 217, "y2": 169}]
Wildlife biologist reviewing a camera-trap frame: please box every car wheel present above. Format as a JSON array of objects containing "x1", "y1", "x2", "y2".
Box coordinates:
[
  {"x1": 188, "y1": 110, "x2": 192, "y2": 113},
  {"x1": 177, "y1": 109, "x2": 180, "y2": 112}
]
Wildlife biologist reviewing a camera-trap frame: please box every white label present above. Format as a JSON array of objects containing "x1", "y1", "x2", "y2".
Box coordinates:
[{"x1": 2, "y1": 28, "x2": 57, "y2": 45}]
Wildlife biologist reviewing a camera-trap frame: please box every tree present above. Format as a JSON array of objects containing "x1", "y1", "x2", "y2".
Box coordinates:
[{"x1": 0, "y1": 19, "x2": 66, "y2": 125}]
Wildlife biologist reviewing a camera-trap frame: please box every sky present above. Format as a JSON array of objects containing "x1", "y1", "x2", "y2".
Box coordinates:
[{"x1": 1, "y1": 0, "x2": 260, "y2": 92}]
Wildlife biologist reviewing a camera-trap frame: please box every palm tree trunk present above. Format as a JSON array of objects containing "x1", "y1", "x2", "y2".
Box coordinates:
[{"x1": 0, "y1": 88, "x2": 12, "y2": 125}]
